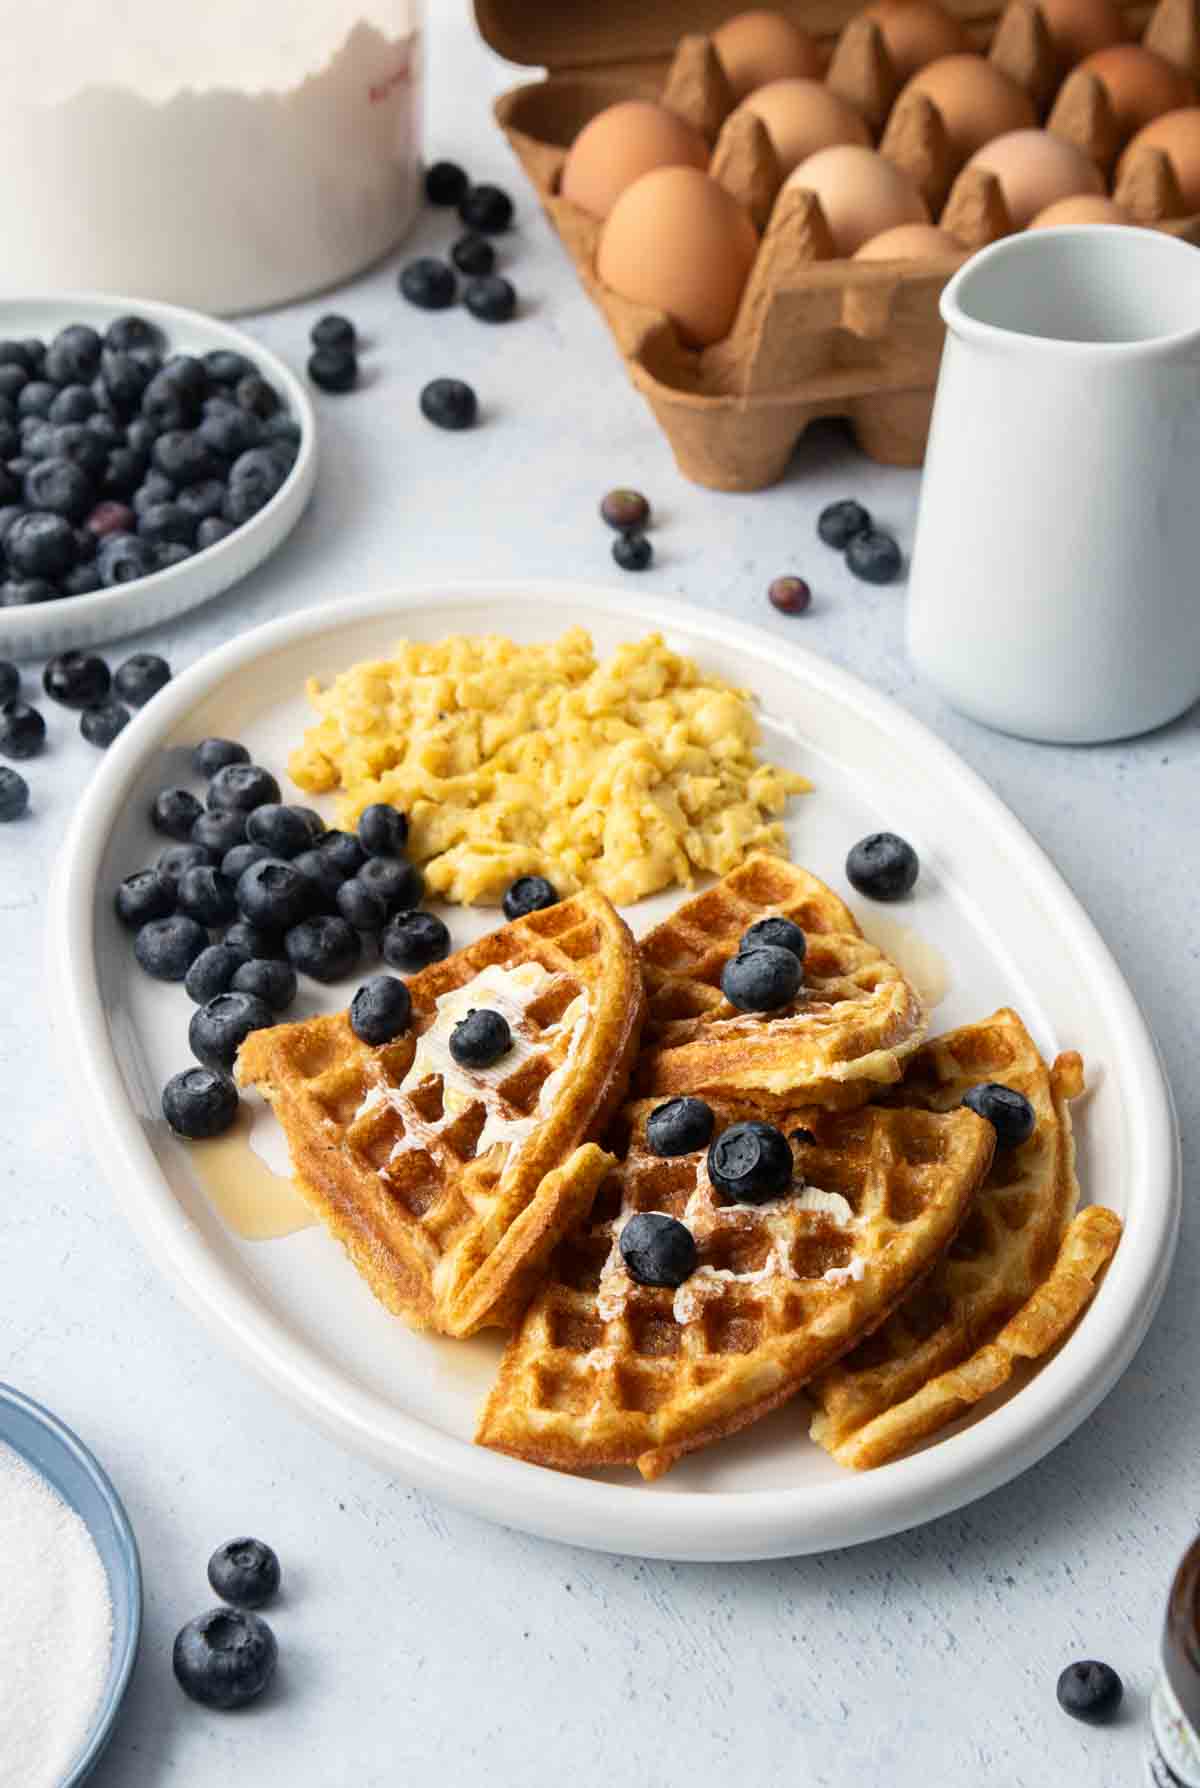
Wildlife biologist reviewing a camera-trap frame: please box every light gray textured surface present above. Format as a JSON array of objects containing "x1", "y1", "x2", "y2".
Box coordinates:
[{"x1": 2, "y1": 8, "x2": 1196, "y2": 1783}]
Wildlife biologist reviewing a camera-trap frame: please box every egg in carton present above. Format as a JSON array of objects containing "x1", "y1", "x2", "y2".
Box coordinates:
[{"x1": 488, "y1": 0, "x2": 1200, "y2": 491}]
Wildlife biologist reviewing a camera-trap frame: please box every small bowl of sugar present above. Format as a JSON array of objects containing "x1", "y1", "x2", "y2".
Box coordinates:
[{"x1": 0, "y1": 1382, "x2": 141, "y2": 1786}]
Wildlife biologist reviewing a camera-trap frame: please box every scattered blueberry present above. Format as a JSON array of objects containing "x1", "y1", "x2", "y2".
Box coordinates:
[
  {"x1": 184, "y1": 943, "x2": 250, "y2": 1005},
  {"x1": 80, "y1": 700, "x2": 130, "y2": 748},
  {"x1": 502, "y1": 875, "x2": 559, "y2": 920},
  {"x1": 189, "y1": 990, "x2": 275, "y2": 1070},
  {"x1": 236, "y1": 858, "x2": 312, "y2": 931},
  {"x1": 707, "y1": 1121, "x2": 793, "y2": 1204},
  {"x1": 449, "y1": 1007, "x2": 512, "y2": 1069},
  {"x1": 349, "y1": 974, "x2": 413, "y2": 1045},
  {"x1": 357, "y1": 803, "x2": 408, "y2": 856},
  {"x1": 115, "y1": 868, "x2": 174, "y2": 928},
  {"x1": 0, "y1": 765, "x2": 29, "y2": 821},
  {"x1": 962, "y1": 1082, "x2": 1036, "y2": 1149},
  {"x1": 1056, "y1": 1661, "x2": 1123, "y2": 1724},
  {"x1": 192, "y1": 809, "x2": 246, "y2": 856},
  {"x1": 162, "y1": 1067, "x2": 239, "y2": 1140},
  {"x1": 381, "y1": 910, "x2": 450, "y2": 971},
  {"x1": 646, "y1": 1097, "x2": 715, "y2": 1157},
  {"x1": 157, "y1": 842, "x2": 215, "y2": 891},
  {"x1": 768, "y1": 575, "x2": 811, "y2": 615},
  {"x1": 400, "y1": 258, "x2": 457, "y2": 311},
  {"x1": 207, "y1": 1537, "x2": 282, "y2": 1611},
  {"x1": 818, "y1": 499, "x2": 871, "y2": 548},
  {"x1": 192, "y1": 737, "x2": 249, "y2": 777},
  {"x1": 134, "y1": 914, "x2": 209, "y2": 982},
  {"x1": 600, "y1": 489, "x2": 650, "y2": 533},
  {"x1": 176, "y1": 864, "x2": 237, "y2": 927},
  {"x1": 464, "y1": 275, "x2": 516, "y2": 322},
  {"x1": 310, "y1": 315, "x2": 356, "y2": 352},
  {"x1": 336, "y1": 874, "x2": 387, "y2": 932},
  {"x1": 426, "y1": 160, "x2": 470, "y2": 205},
  {"x1": 284, "y1": 914, "x2": 361, "y2": 983},
  {"x1": 172, "y1": 1607, "x2": 277, "y2": 1710},
  {"x1": 230, "y1": 958, "x2": 297, "y2": 1014},
  {"x1": 151, "y1": 786, "x2": 204, "y2": 840},
  {"x1": 307, "y1": 348, "x2": 357, "y2": 395},
  {"x1": 221, "y1": 841, "x2": 273, "y2": 883},
  {"x1": 0, "y1": 700, "x2": 46, "y2": 760},
  {"x1": 207, "y1": 762, "x2": 281, "y2": 813},
  {"x1": 613, "y1": 532, "x2": 652, "y2": 572},
  {"x1": 458, "y1": 183, "x2": 513, "y2": 233},
  {"x1": 43, "y1": 651, "x2": 111, "y2": 710},
  {"x1": 7, "y1": 512, "x2": 77, "y2": 579},
  {"x1": 420, "y1": 378, "x2": 477, "y2": 431},
  {"x1": 845, "y1": 831, "x2": 919, "y2": 901},
  {"x1": 111, "y1": 652, "x2": 170, "y2": 707},
  {"x1": 846, "y1": 529, "x2": 902, "y2": 585},
  {"x1": 619, "y1": 1211, "x2": 698, "y2": 1289},
  {"x1": 720, "y1": 943, "x2": 802, "y2": 1012},
  {"x1": 741, "y1": 916, "x2": 806, "y2": 962},
  {"x1": 451, "y1": 233, "x2": 495, "y2": 276},
  {"x1": 246, "y1": 803, "x2": 316, "y2": 859},
  {"x1": 225, "y1": 919, "x2": 286, "y2": 962},
  {"x1": 320, "y1": 829, "x2": 366, "y2": 878}
]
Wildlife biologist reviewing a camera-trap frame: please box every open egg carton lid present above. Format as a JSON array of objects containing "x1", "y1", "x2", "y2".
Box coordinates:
[{"x1": 479, "y1": 0, "x2": 1200, "y2": 490}]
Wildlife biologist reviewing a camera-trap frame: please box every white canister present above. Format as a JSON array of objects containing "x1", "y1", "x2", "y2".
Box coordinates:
[
  {"x1": 0, "y1": 1, "x2": 421, "y2": 316},
  {"x1": 907, "y1": 226, "x2": 1200, "y2": 745}
]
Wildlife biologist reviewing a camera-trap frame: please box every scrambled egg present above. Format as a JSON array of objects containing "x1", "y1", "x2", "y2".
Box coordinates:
[{"x1": 288, "y1": 629, "x2": 810, "y2": 906}]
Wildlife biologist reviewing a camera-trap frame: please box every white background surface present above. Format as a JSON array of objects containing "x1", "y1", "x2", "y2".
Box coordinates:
[{"x1": 3, "y1": 7, "x2": 1196, "y2": 1783}]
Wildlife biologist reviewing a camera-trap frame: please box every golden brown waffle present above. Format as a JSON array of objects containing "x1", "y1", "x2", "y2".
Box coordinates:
[
  {"x1": 635, "y1": 853, "x2": 927, "y2": 1109},
  {"x1": 476, "y1": 1094, "x2": 994, "y2": 1479},
  {"x1": 236, "y1": 891, "x2": 645, "y2": 1337},
  {"x1": 807, "y1": 1008, "x2": 1122, "y2": 1470}
]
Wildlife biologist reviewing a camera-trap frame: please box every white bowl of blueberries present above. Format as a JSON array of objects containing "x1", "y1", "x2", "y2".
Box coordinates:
[{"x1": 0, "y1": 294, "x2": 316, "y2": 659}]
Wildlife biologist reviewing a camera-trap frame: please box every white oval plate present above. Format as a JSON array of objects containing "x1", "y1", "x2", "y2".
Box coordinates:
[
  {"x1": 49, "y1": 583, "x2": 1179, "y2": 1562},
  {"x1": 0, "y1": 293, "x2": 316, "y2": 659}
]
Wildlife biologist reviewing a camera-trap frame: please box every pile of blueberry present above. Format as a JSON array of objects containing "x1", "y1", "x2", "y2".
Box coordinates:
[
  {"x1": 173, "y1": 1536, "x2": 281, "y2": 1711},
  {"x1": 600, "y1": 487, "x2": 653, "y2": 573},
  {"x1": 0, "y1": 648, "x2": 171, "y2": 819},
  {"x1": 0, "y1": 319, "x2": 299, "y2": 607},
  {"x1": 817, "y1": 498, "x2": 903, "y2": 586}
]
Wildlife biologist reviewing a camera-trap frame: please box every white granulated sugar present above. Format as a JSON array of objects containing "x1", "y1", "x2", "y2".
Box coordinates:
[{"x1": 0, "y1": 1442, "x2": 113, "y2": 1788}]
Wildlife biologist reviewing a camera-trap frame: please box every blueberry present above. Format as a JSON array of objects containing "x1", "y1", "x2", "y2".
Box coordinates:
[
  {"x1": 185, "y1": 943, "x2": 250, "y2": 1005},
  {"x1": 189, "y1": 990, "x2": 275, "y2": 1070},
  {"x1": 132, "y1": 472, "x2": 175, "y2": 516},
  {"x1": 157, "y1": 842, "x2": 216, "y2": 892},
  {"x1": 225, "y1": 919, "x2": 286, "y2": 962},
  {"x1": 207, "y1": 762, "x2": 281, "y2": 813},
  {"x1": 86, "y1": 500, "x2": 136, "y2": 540},
  {"x1": 236, "y1": 858, "x2": 312, "y2": 930},
  {"x1": 177, "y1": 864, "x2": 237, "y2": 926},
  {"x1": 63, "y1": 563, "x2": 102, "y2": 595},
  {"x1": 310, "y1": 314, "x2": 356, "y2": 351},
  {"x1": 161, "y1": 353, "x2": 207, "y2": 399},
  {"x1": 150, "y1": 787, "x2": 203, "y2": 840},
  {"x1": 962, "y1": 1082, "x2": 1036, "y2": 1149},
  {"x1": 320, "y1": 828, "x2": 366, "y2": 877},
  {"x1": 6, "y1": 511, "x2": 77, "y2": 579},
  {"x1": 0, "y1": 701, "x2": 45, "y2": 760},
  {"x1": 19, "y1": 339, "x2": 44, "y2": 371},
  {"x1": 207, "y1": 1537, "x2": 281, "y2": 1610},
  {"x1": 49, "y1": 384, "x2": 96, "y2": 424},
  {"x1": 619, "y1": 1211, "x2": 698, "y2": 1289},
  {"x1": 97, "y1": 533, "x2": 158, "y2": 586},
  {"x1": 102, "y1": 448, "x2": 147, "y2": 498},
  {"x1": 356, "y1": 856, "x2": 424, "y2": 915},
  {"x1": 720, "y1": 944, "x2": 802, "y2": 1012},
  {"x1": 336, "y1": 878, "x2": 387, "y2": 932},
  {"x1": 613, "y1": 532, "x2": 652, "y2": 572},
  {"x1": 43, "y1": 651, "x2": 111, "y2": 709},
  {"x1": 349, "y1": 974, "x2": 413, "y2": 1045},
  {"x1": 172, "y1": 1607, "x2": 277, "y2": 1710},
  {"x1": 0, "y1": 661, "x2": 17, "y2": 703},
  {"x1": 113, "y1": 653, "x2": 171, "y2": 706},
  {"x1": 458, "y1": 183, "x2": 514, "y2": 233},
  {"x1": 1056, "y1": 1660, "x2": 1123, "y2": 1724},
  {"x1": 449, "y1": 1007, "x2": 511, "y2": 1069},
  {"x1": 137, "y1": 500, "x2": 195, "y2": 547},
  {"x1": 221, "y1": 841, "x2": 273, "y2": 882},
  {"x1": 307, "y1": 347, "x2": 358, "y2": 395},
  {"x1": 80, "y1": 700, "x2": 130, "y2": 748},
  {"x1": 222, "y1": 448, "x2": 285, "y2": 522},
  {"x1": 116, "y1": 870, "x2": 178, "y2": 929},
  {"x1": 197, "y1": 408, "x2": 261, "y2": 459},
  {"x1": 230, "y1": 958, "x2": 297, "y2": 1013},
  {"x1": 646, "y1": 1097, "x2": 715, "y2": 1157},
  {"x1": 176, "y1": 479, "x2": 226, "y2": 522},
  {"x1": 0, "y1": 580, "x2": 55, "y2": 607},
  {"x1": 162, "y1": 1068, "x2": 239, "y2": 1140},
  {"x1": 262, "y1": 413, "x2": 301, "y2": 450},
  {"x1": 141, "y1": 372, "x2": 196, "y2": 433},
  {"x1": 818, "y1": 499, "x2": 872, "y2": 548},
  {"x1": 357, "y1": 802, "x2": 408, "y2": 856},
  {"x1": 192, "y1": 737, "x2": 249, "y2": 777},
  {"x1": 381, "y1": 909, "x2": 450, "y2": 971},
  {"x1": 46, "y1": 324, "x2": 102, "y2": 384},
  {"x1": 0, "y1": 765, "x2": 29, "y2": 821},
  {"x1": 425, "y1": 160, "x2": 470, "y2": 205},
  {"x1": 0, "y1": 510, "x2": 23, "y2": 550},
  {"x1": 600, "y1": 488, "x2": 650, "y2": 533},
  {"x1": 708, "y1": 1121, "x2": 793, "y2": 1204},
  {"x1": 18, "y1": 380, "x2": 59, "y2": 419},
  {"x1": 502, "y1": 875, "x2": 559, "y2": 920},
  {"x1": 152, "y1": 429, "x2": 217, "y2": 488},
  {"x1": 202, "y1": 349, "x2": 253, "y2": 386},
  {"x1": 124, "y1": 418, "x2": 157, "y2": 458},
  {"x1": 72, "y1": 523, "x2": 97, "y2": 562},
  {"x1": 420, "y1": 378, "x2": 477, "y2": 431},
  {"x1": 191, "y1": 808, "x2": 246, "y2": 856},
  {"x1": 768, "y1": 575, "x2": 812, "y2": 615},
  {"x1": 246, "y1": 803, "x2": 318, "y2": 858},
  {"x1": 235, "y1": 375, "x2": 279, "y2": 420},
  {"x1": 291, "y1": 847, "x2": 344, "y2": 908},
  {"x1": 105, "y1": 315, "x2": 161, "y2": 354},
  {"x1": 0, "y1": 364, "x2": 27, "y2": 400},
  {"x1": 195, "y1": 516, "x2": 234, "y2": 551},
  {"x1": 845, "y1": 832, "x2": 919, "y2": 901},
  {"x1": 134, "y1": 914, "x2": 209, "y2": 982},
  {"x1": 464, "y1": 274, "x2": 516, "y2": 323},
  {"x1": 284, "y1": 914, "x2": 361, "y2": 983},
  {"x1": 99, "y1": 350, "x2": 155, "y2": 412},
  {"x1": 741, "y1": 916, "x2": 807, "y2": 962},
  {"x1": 846, "y1": 530, "x2": 902, "y2": 585},
  {"x1": 400, "y1": 257, "x2": 457, "y2": 311},
  {"x1": 451, "y1": 233, "x2": 495, "y2": 276}
]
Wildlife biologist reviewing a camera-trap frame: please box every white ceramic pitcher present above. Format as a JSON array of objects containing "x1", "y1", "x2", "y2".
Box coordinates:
[{"x1": 907, "y1": 226, "x2": 1200, "y2": 744}]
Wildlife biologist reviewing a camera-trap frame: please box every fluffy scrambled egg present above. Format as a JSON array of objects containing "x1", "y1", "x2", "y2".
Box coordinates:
[{"x1": 288, "y1": 629, "x2": 810, "y2": 905}]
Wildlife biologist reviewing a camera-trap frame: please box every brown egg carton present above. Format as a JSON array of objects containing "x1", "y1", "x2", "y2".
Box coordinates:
[{"x1": 480, "y1": 0, "x2": 1200, "y2": 490}]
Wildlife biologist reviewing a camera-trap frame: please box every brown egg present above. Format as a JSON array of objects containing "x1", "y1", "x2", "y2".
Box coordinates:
[
  {"x1": 1037, "y1": 0, "x2": 1127, "y2": 69},
  {"x1": 861, "y1": 0, "x2": 970, "y2": 82},
  {"x1": 596, "y1": 167, "x2": 759, "y2": 347},
  {"x1": 786, "y1": 145, "x2": 929, "y2": 254},
  {"x1": 854, "y1": 221, "x2": 964, "y2": 256},
  {"x1": 904, "y1": 55, "x2": 1037, "y2": 163},
  {"x1": 1028, "y1": 193, "x2": 1133, "y2": 224},
  {"x1": 1119, "y1": 107, "x2": 1200, "y2": 212},
  {"x1": 964, "y1": 129, "x2": 1103, "y2": 228},
  {"x1": 712, "y1": 9, "x2": 824, "y2": 99},
  {"x1": 1076, "y1": 45, "x2": 1195, "y2": 141},
  {"x1": 739, "y1": 78, "x2": 871, "y2": 176},
  {"x1": 561, "y1": 102, "x2": 710, "y2": 220}
]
